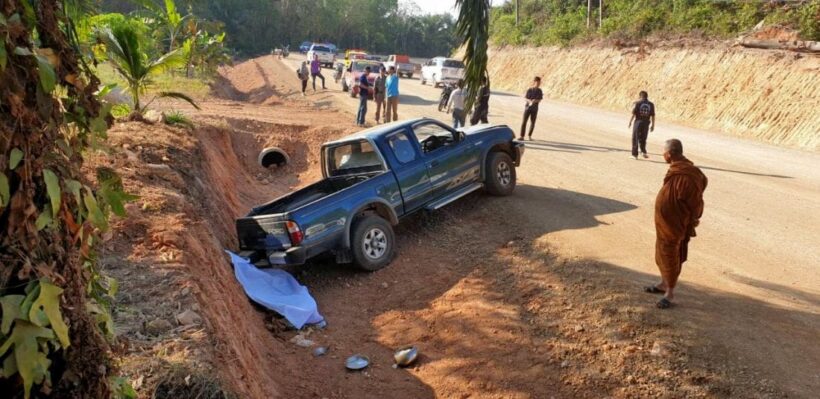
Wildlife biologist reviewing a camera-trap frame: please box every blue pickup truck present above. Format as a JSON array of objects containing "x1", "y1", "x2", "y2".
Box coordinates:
[{"x1": 235, "y1": 118, "x2": 524, "y2": 271}]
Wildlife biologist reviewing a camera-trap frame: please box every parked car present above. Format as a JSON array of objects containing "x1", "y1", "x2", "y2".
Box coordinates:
[
  {"x1": 299, "y1": 41, "x2": 312, "y2": 53},
  {"x1": 307, "y1": 43, "x2": 336, "y2": 68},
  {"x1": 235, "y1": 118, "x2": 525, "y2": 270},
  {"x1": 383, "y1": 54, "x2": 416, "y2": 78},
  {"x1": 344, "y1": 49, "x2": 368, "y2": 69},
  {"x1": 421, "y1": 57, "x2": 465, "y2": 87},
  {"x1": 342, "y1": 60, "x2": 383, "y2": 98}
]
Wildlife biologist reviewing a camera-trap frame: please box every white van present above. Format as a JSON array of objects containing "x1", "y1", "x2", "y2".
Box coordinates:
[{"x1": 420, "y1": 57, "x2": 465, "y2": 87}]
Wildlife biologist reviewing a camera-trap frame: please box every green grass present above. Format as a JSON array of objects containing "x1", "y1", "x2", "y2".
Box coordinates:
[
  {"x1": 164, "y1": 111, "x2": 194, "y2": 128},
  {"x1": 94, "y1": 63, "x2": 212, "y2": 102}
]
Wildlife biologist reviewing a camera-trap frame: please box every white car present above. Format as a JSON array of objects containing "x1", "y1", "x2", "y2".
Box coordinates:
[
  {"x1": 306, "y1": 43, "x2": 336, "y2": 68},
  {"x1": 420, "y1": 57, "x2": 465, "y2": 87}
]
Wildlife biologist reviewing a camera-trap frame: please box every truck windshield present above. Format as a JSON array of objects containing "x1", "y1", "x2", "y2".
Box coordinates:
[
  {"x1": 443, "y1": 60, "x2": 464, "y2": 68},
  {"x1": 326, "y1": 140, "x2": 385, "y2": 176},
  {"x1": 312, "y1": 45, "x2": 330, "y2": 52}
]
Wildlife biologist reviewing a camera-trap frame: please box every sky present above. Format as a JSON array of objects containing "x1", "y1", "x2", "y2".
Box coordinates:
[{"x1": 405, "y1": 0, "x2": 505, "y2": 17}]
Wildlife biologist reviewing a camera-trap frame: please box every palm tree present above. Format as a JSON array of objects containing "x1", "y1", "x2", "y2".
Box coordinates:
[
  {"x1": 455, "y1": 0, "x2": 492, "y2": 111},
  {"x1": 99, "y1": 24, "x2": 199, "y2": 114}
]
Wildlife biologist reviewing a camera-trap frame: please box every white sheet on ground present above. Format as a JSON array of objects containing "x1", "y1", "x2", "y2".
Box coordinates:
[{"x1": 227, "y1": 251, "x2": 324, "y2": 329}]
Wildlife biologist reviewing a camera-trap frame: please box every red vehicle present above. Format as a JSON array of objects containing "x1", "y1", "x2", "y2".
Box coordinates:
[{"x1": 342, "y1": 60, "x2": 383, "y2": 98}]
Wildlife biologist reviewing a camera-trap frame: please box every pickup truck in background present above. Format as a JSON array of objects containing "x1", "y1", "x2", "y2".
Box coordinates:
[
  {"x1": 235, "y1": 118, "x2": 525, "y2": 271},
  {"x1": 383, "y1": 54, "x2": 416, "y2": 78},
  {"x1": 342, "y1": 60, "x2": 383, "y2": 97},
  {"x1": 307, "y1": 43, "x2": 336, "y2": 68}
]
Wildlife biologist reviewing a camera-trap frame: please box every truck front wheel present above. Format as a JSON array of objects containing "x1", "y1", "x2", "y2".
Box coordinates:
[
  {"x1": 351, "y1": 215, "x2": 395, "y2": 271},
  {"x1": 485, "y1": 152, "x2": 517, "y2": 196}
]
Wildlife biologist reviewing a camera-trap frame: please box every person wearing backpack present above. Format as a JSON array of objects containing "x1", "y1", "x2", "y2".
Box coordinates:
[
  {"x1": 297, "y1": 61, "x2": 309, "y2": 96},
  {"x1": 628, "y1": 90, "x2": 656, "y2": 159}
]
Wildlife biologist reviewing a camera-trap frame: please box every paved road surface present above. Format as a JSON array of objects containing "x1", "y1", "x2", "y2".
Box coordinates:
[{"x1": 278, "y1": 57, "x2": 820, "y2": 395}]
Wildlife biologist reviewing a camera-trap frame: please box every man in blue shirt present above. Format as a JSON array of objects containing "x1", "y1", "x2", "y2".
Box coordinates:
[
  {"x1": 385, "y1": 66, "x2": 400, "y2": 122},
  {"x1": 356, "y1": 66, "x2": 371, "y2": 126}
]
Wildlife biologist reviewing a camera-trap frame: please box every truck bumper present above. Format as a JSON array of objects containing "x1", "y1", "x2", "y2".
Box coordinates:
[
  {"x1": 513, "y1": 142, "x2": 525, "y2": 166},
  {"x1": 267, "y1": 246, "x2": 307, "y2": 266}
]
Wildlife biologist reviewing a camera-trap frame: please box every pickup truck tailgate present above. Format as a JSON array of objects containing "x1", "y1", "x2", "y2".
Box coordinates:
[{"x1": 236, "y1": 216, "x2": 291, "y2": 250}]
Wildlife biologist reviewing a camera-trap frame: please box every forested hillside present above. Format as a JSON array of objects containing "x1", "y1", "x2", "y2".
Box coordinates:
[
  {"x1": 491, "y1": 0, "x2": 820, "y2": 46},
  {"x1": 99, "y1": 0, "x2": 460, "y2": 56}
]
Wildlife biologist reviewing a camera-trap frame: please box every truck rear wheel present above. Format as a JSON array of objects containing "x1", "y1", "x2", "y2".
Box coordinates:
[
  {"x1": 485, "y1": 152, "x2": 516, "y2": 196},
  {"x1": 351, "y1": 215, "x2": 395, "y2": 271}
]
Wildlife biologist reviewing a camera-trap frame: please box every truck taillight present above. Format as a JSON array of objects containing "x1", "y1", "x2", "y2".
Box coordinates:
[{"x1": 286, "y1": 220, "x2": 304, "y2": 246}]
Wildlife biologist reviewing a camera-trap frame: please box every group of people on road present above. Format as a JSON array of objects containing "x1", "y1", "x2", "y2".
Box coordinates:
[
  {"x1": 296, "y1": 53, "x2": 706, "y2": 309},
  {"x1": 356, "y1": 65, "x2": 400, "y2": 126},
  {"x1": 298, "y1": 55, "x2": 328, "y2": 96}
]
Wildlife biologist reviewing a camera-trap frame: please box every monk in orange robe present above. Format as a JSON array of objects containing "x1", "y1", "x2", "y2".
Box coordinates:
[{"x1": 646, "y1": 139, "x2": 708, "y2": 309}]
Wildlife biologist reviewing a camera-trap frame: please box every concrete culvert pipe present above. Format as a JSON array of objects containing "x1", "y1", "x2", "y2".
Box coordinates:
[{"x1": 258, "y1": 147, "x2": 290, "y2": 168}]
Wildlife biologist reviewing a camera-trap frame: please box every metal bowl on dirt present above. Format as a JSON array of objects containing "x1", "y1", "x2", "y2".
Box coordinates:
[
  {"x1": 345, "y1": 354, "x2": 370, "y2": 371},
  {"x1": 393, "y1": 346, "x2": 419, "y2": 367}
]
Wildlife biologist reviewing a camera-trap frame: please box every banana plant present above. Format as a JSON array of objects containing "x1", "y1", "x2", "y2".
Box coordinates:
[
  {"x1": 133, "y1": 0, "x2": 191, "y2": 52},
  {"x1": 99, "y1": 24, "x2": 199, "y2": 114}
]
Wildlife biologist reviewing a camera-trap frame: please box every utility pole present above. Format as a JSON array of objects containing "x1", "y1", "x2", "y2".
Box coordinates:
[{"x1": 587, "y1": 0, "x2": 591, "y2": 28}]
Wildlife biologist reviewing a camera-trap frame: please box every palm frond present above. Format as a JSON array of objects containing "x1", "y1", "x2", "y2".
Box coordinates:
[
  {"x1": 156, "y1": 91, "x2": 200, "y2": 110},
  {"x1": 455, "y1": 0, "x2": 491, "y2": 112},
  {"x1": 146, "y1": 48, "x2": 185, "y2": 75}
]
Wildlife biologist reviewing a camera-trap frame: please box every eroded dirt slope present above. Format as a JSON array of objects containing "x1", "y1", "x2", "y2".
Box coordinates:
[{"x1": 486, "y1": 44, "x2": 820, "y2": 150}]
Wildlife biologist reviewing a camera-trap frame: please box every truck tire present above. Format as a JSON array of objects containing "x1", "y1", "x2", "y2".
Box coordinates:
[
  {"x1": 432, "y1": 74, "x2": 439, "y2": 88},
  {"x1": 407, "y1": 73, "x2": 413, "y2": 79},
  {"x1": 351, "y1": 215, "x2": 395, "y2": 271},
  {"x1": 420, "y1": 76, "x2": 425, "y2": 85},
  {"x1": 484, "y1": 152, "x2": 516, "y2": 196},
  {"x1": 342, "y1": 81, "x2": 348, "y2": 92}
]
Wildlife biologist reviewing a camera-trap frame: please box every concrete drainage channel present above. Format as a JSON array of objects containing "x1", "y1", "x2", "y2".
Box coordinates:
[{"x1": 258, "y1": 147, "x2": 289, "y2": 168}]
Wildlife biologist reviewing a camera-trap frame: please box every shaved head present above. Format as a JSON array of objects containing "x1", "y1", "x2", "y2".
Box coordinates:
[{"x1": 665, "y1": 139, "x2": 683, "y2": 157}]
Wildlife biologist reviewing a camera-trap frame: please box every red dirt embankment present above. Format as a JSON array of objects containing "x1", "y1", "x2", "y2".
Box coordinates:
[{"x1": 487, "y1": 44, "x2": 820, "y2": 151}]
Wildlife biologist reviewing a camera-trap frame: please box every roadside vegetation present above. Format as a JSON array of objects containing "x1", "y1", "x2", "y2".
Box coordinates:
[
  {"x1": 98, "y1": 0, "x2": 461, "y2": 57},
  {"x1": 491, "y1": 0, "x2": 820, "y2": 46}
]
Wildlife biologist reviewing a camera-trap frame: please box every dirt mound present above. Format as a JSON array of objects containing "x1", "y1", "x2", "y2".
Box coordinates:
[{"x1": 486, "y1": 45, "x2": 820, "y2": 150}]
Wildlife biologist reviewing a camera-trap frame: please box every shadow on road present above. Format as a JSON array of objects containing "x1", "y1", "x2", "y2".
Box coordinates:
[
  {"x1": 644, "y1": 159, "x2": 793, "y2": 179},
  {"x1": 401, "y1": 94, "x2": 438, "y2": 106}
]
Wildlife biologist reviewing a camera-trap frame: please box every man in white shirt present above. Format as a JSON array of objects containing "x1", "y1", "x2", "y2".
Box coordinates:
[{"x1": 447, "y1": 80, "x2": 467, "y2": 128}]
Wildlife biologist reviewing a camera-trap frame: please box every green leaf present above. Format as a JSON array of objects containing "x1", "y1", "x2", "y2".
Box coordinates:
[
  {"x1": 0, "y1": 295, "x2": 25, "y2": 335},
  {"x1": 35, "y1": 55, "x2": 56, "y2": 93},
  {"x1": 35, "y1": 205, "x2": 53, "y2": 231},
  {"x1": 0, "y1": 172, "x2": 9, "y2": 207},
  {"x1": 1, "y1": 354, "x2": 18, "y2": 379},
  {"x1": 156, "y1": 91, "x2": 201, "y2": 109},
  {"x1": 86, "y1": 302, "x2": 115, "y2": 340},
  {"x1": 14, "y1": 46, "x2": 32, "y2": 56},
  {"x1": 0, "y1": 320, "x2": 55, "y2": 399},
  {"x1": 10, "y1": 148, "x2": 23, "y2": 170},
  {"x1": 43, "y1": 169, "x2": 61, "y2": 217},
  {"x1": 28, "y1": 282, "x2": 70, "y2": 348},
  {"x1": 84, "y1": 189, "x2": 108, "y2": 230}
]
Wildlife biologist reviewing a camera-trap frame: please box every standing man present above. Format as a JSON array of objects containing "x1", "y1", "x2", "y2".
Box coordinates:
[
  {"x1": 647, "y1": 139, "x2": 708, "y2": 309},
  {"x1": 297, "y1": 61, "x2": 310, "y2": 96},
  {"x1": 356, "y1": 66, "x2": 371, "y2": 126},
  {"x1": 447, "y1": 79, "x2": 467, "y2": 128},
  {"x1": 470, "y1": 76, "x2": 490, "y2": 125},
  {"x1": 373, "y1": 67, "x2": 387, "y2": 124},
  {"x1": 520, "y1": 76, "x2": 543, "y2": 140},
  {"x1": 385, "y1": 66, "x2": 400, "y2": 122},
  {"x1": 628, "y1": 90, "x2": 655, "y2": 159},
  {"x1": 310, "y1": 54, "x2": 326, "y2": 91}
]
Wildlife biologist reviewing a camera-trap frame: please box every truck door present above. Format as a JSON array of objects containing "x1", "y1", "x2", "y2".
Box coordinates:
[
  {"x1": 384, "y1": 129, "x2": 432, "y2": 213},
  {"x1": 413, "y1": 121, "x2": 479, "y2": 199}
]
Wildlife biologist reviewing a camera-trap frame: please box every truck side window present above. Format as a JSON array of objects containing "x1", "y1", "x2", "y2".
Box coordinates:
[
  {"x1": 388, "y1": 133, "x2": 416, "y2": 164},
  {"x1": 414, "y1": 123, "x2": 455, "y2": 154}
]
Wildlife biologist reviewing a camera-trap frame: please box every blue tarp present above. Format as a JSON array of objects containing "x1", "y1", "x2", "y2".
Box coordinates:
[{"x1": 227, "y1": 251, "x2": 324, "y2": 329}]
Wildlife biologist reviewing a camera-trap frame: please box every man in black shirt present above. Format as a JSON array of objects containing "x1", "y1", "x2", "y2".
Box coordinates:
[
  {"x1": 470, "y1": 77, "x2": 490, "y2": 125},
  {"x1": 628, "y1": 90, "x2": 655, "y2": 159},
  {"x1": 520, "y1": 76, "x2": 543, "y2": 140}
]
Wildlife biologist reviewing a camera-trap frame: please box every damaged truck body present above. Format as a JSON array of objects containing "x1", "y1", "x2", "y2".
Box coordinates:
[{"x1": 235, "y1": 118, "x2": 524, "y2": 271}]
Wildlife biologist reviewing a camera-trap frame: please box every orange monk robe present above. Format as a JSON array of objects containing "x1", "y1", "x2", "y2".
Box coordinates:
[{"x1": 654, "y1": 157, "x2": 708, "y2": 290}]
